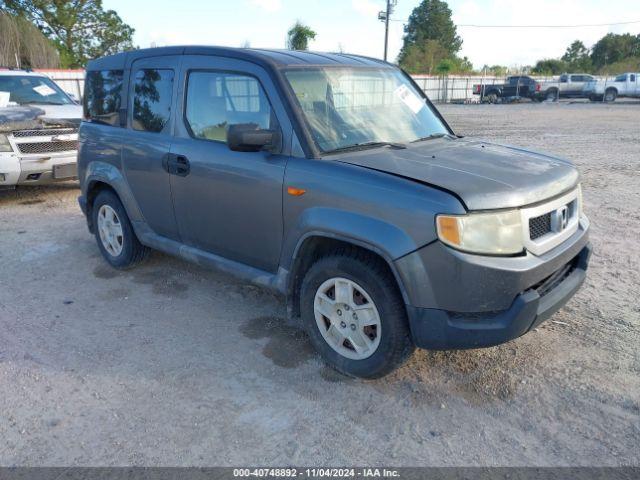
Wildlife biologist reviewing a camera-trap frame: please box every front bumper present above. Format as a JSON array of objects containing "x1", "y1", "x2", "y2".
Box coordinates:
[
  {"x1": 396, "y1": 216, "x2": 591, "y2": 349},
  {"x1": 0, "y1": 152, "x2": 77, "y2": 186},
  {"x1": 406, "y1": 243, "x2": 591, "y2": 349}
]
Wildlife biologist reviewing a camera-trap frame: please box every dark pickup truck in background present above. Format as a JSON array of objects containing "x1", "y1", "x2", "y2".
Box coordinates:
[{"x1": 473, "y1": 76, "x2": 541, "y2": 103}]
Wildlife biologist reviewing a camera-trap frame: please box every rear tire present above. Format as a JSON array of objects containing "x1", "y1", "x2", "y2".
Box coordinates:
[
  {"x1": 300, "y1": 249, "x2": 415, "y2": 379},
  {"x1": 546, "y1": 89, "x2": 558, "y2": 101},
  {"x1": 92, "y1": 189, "x2": 149, "y2": 269},
  {"x1": 485, "y1": 92, "x2": 498, "y2": 104},
  {"x1": 604, "y1": 89, "x2": 617, "y2": 102}
]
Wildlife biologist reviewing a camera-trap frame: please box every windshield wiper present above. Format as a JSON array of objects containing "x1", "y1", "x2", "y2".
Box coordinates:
[
  {"x1": 411, "y1": 132, "x2": 454, "y2": 143},
  {"x1": 324, "y1": 141, "x2": 407, "y2": 155},
  {"x1": 21, "y1": 101, "x2": 65, "y2": 106}
]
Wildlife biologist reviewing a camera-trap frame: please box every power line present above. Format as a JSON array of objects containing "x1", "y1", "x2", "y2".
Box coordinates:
[{"x1": 458, "y1": 19, "x2": 640, "y2": 28}]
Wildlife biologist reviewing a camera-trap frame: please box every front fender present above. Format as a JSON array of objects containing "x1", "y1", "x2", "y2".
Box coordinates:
[
  {"x1": 285, "y1": 207, "x2": 420, "y2": 263},
  {"x1": 282, "y1": 207, "x2": 424, "y2": 306}
]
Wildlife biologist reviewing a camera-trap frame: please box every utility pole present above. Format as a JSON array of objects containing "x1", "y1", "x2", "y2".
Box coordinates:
[{"x1": 378, "y1": 0, "x2": 397, "y2": 62}]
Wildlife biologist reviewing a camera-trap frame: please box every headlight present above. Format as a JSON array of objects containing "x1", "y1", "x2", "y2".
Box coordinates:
[
  {"x1": 0, "y1": 134, "x2": 13, "y2": 152},
  {"x1": 577, "y1": 184, "x2": 583, "y2": 216},
  {"x1": 436, "y1": 210, "x2": 524, "y2": 255}
]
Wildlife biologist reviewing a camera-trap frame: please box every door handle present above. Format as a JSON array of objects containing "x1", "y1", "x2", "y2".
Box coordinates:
[
  {"x1": 165, "y1": 153, "x2": 190, "y2": 177},
  {"x1": 174, "y1": 155, "x2": 190, "y2": 176}
]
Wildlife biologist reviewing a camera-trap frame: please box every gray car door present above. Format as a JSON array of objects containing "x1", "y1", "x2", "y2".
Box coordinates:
[
  {"x1": 168, "y1": 55, "x2": 291, "y2": 273},
  {"x1": 569, "y1": 75, "x2": 585, "y2": 96},
  {"x1": 120, "y1": 55, "x2": 181, "y2": 240}
]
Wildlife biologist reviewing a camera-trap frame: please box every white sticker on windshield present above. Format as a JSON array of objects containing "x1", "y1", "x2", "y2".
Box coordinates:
[
  {"x1": 33, "y1": 84, "x2": 57, "y2": 96},
  {"x1": 394, "y1": 84, "x2": 425, "y2": 114},
  {"x1": 0, "y1": 91, "x2": 9, "y2": 108}
]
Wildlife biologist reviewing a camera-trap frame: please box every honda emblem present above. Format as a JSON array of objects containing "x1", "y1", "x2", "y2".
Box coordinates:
[{"x1": 552, "y1": 205, "x2": 569, "y2": 232}]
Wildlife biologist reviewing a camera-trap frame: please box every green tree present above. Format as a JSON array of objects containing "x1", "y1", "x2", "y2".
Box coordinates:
[
  {"x1": 399, "y1": 39, "x2": 449, "y2": 74},
  {"x1": 561, "y1": 40, "x2": 592, "y2": 71},
  {"x1": 0, "y1": 12, "x2": 59, "y2": 68},
  {"x1": 598, "y1": 56, "x2": 640, "y2": 75},
  {"x1": 590, "y1": 33, "x2": 640, "y2": 69},
  {"x1": 287, "y1": 21, "x2": 316, "y2": 51},
  {"x1": 435, "y1": 58, "x2": 454, "y2": 75},
  {"x1": 531, "y1": 58, "x2": 567, "y2": 75},
  {"x1": 398, "y1": 0, "x2": 462, "y2": 67},
  {"x1": 486, "y1": 65, "x2": 508, "y2": 76},
  {"x1": 452, "y1": 56, "x2": 474, "y2": 73},
  {"x1": 0, "y1": 0, "x2": 135, "y2": 68}
]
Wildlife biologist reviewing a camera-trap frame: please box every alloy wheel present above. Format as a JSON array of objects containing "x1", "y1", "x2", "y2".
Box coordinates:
[
  {"x1": 97, "y1": 205, "x2": 124, "y2": 257},
  {"x1": 313, "y1": 277, "x2": 382, "y2": 360}
]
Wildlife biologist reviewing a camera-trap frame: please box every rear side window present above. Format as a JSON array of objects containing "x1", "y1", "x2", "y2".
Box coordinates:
[
  {"x1": 132, "y1": 69, "x2": 174, "y2": 133},
  {"x1": 84, "y1": 70, "x2": 124, "y2": 126},
  {"x1": 185, "y1": 71, "x2": 273, "y2": 143}
]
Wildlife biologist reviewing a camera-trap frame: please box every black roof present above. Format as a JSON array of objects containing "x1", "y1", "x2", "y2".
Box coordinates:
[{"x1": 87, "y1": 46, "x2": 392, "y2": 71}]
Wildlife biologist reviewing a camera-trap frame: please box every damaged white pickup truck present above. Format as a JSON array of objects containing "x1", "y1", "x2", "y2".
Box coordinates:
[{"x1": 0, "y1": 68, "x2": 82, "y2": 189}]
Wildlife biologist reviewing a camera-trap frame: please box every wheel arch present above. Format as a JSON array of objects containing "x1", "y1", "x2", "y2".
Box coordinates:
[
  {"x1": 604, "y1": 86, "x2": 618, "y2": 99},
  {"x1": 286, "y1": 233, "x2": 412, "y2": 321},
  {"x1": 83, "y1": 160, "x2": 144, "y2": 233},
  {"x1": 85, "y1": 180, "x2": 117, "y2": 232},
  {"x1": 483, "y1": 88, "x2": 501, "y2": 103}
]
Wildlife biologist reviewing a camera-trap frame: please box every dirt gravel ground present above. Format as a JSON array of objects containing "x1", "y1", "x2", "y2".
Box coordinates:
[{"x1": 0, "y1": 102, "x2": 638, "y2": 467}]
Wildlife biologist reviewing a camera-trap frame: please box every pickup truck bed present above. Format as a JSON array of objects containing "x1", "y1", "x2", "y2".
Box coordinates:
[{"x1": 473, "y1": 76, "x2": 540, "y2": 103}]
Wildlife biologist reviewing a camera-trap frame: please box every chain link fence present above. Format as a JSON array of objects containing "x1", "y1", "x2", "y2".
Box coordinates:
[
  {"x1": 411, "y1": 75, "x2": 561, "y2": 103},
  {"x1": 38, "y1": 70, "x2": 621, "y2": 105}
]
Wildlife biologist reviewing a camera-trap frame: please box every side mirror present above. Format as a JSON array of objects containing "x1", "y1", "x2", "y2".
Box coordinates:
[{"x1": 227, "y1": 123, "x2": 280, "y2": 153}]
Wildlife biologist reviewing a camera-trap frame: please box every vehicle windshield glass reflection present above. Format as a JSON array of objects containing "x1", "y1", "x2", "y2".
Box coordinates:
[
  {"x1": 284, "y1": 67, "x2": 448, "y2": 153},
  {"x1": 0, "y1": 75, "x2": 73, "y2": 106}
]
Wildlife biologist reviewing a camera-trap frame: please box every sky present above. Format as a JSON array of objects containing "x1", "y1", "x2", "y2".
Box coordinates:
[{"x1": 103, "y1": 0, "x2": 640, "y2": 69}]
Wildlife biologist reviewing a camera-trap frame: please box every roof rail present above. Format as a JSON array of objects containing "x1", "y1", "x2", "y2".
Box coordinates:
[{"x1": 0, "y1": 66, "x2": 32, "y2": 72}]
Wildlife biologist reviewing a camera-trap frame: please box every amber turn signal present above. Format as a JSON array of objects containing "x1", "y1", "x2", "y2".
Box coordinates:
[
  {"x1": 436, "y1": 216, "x2": 461, "y2": 246},
  {"x1": 287, "y1": 186, "x2": 306, "y2": 196}
]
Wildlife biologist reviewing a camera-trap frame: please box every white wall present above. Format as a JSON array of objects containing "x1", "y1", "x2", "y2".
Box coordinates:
[{"x1": 37, "y1": 69, "x2": 84, "y2": 101}]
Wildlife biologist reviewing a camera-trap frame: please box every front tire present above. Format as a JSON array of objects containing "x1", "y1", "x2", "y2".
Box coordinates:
[
  {"x1": 300, "y1": 250, "x2": 415, "y2": 378},
  {"x1": 92, "y1": 189, "x2": 149, "y2": 269}
]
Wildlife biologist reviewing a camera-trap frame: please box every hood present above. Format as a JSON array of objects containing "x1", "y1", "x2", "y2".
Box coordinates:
[
  {"x1": 35, "y1": 104, "x2": 83, "y2": 121},
  {"x1": 0, "y1": 106, "x2": 46, "y2": 131},
  {"x1": 333, "y1": 138, "x2": 579, "y2": 210},
  {"x1": 0, "y1": 104, "x2": 81, "y2": 132}
]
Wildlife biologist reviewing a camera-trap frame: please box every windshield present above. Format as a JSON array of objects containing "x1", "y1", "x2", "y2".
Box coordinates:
[
  {"x1": 0, "y1": 75, "x2": 73, "y2": 106},
  {"x1": 284, "y1": 67, "x2": 448, "y2": 153}
]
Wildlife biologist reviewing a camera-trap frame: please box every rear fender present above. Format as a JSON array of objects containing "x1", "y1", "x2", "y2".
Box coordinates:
[{"x1": 83, "y1": 160, "x2": 144, "y2": 225}]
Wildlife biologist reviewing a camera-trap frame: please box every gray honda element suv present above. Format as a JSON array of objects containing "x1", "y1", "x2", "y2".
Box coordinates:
[{"x1": 78, "y1": 47, "x2": 591, "y2": 378}]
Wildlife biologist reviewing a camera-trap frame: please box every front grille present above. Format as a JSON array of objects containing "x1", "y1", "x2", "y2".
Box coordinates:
[
  {"x1": 529, "y1": 212, "x2": 552, "y2": 240},
  {"x1": 13, "y1": 128, "x2": 77, "y2": 138},
  {"x1": 17, "y1": 140, "x2": 78, "y2": 154}
]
